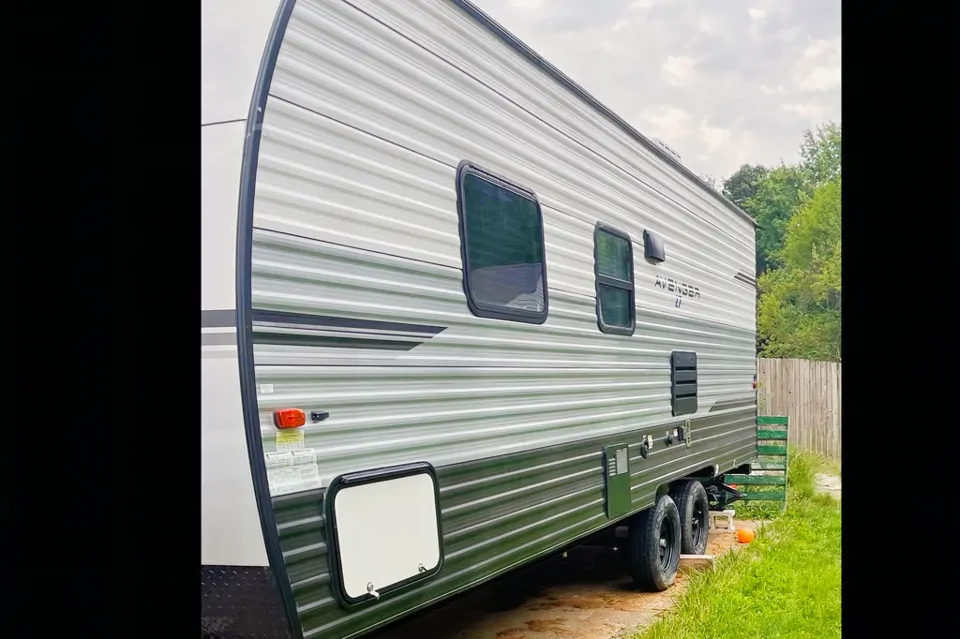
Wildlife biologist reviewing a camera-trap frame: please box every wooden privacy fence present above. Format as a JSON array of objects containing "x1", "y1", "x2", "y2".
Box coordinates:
[{"x1": 756, "y1": 358, "x2": 841, "y2": 458}]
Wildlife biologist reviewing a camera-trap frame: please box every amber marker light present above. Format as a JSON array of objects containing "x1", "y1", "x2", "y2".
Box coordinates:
[{"x1": 273, "y1": 408, "x2": 306, "y2": 429}]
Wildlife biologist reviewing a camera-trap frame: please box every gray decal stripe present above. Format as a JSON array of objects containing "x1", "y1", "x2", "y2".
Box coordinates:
[
  {"x1": 708, "y1": 398, "x2": 756, "y2": 413},
  {"x1": 252, "y1": 333, "x2": 422, "y2": 351},
  {"x1": 251, "y1": 309, "x2": 447, "y2": 336},
  {"x1": 201, "y1": 332, "x2": 237, "y2": 346},
  {"x1": 201, "y1": 309, "x2": 237, "y2": 328}
]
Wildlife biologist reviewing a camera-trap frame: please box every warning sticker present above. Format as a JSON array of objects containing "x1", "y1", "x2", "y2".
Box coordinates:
[
  {"x1": 275, "y1": 429, "x2": 305, "y2": 451},
  {"x1": 267, "y1": 463, "x2": 322, "y2": 496},
  {"x1": 292, "y1": 448, "x2": 317, "y2": 466},
  {"x1": 265, "y1": 451, "x2": 295, "y2": 469}
]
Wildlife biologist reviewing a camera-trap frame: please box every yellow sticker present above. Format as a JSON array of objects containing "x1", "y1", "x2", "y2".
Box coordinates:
[{"x1": 275, "y1": 429, "x2": 305, "y2": 451}]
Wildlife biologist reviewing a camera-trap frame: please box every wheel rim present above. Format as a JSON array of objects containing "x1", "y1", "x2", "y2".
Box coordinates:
[
  {"x1": 692, "y1": 500, "x2": 708, "y2": 550},
  {"x1": 658, "y1": 516, "x2": 677, "y2": 571}
]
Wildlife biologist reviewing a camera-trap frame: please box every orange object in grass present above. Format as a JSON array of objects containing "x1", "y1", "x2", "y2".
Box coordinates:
[{"x1": 736, "y1": 528, "x2": 755, "y2": 544}]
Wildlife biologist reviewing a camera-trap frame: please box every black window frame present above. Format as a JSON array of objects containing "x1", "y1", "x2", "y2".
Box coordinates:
[
  {"x1": 593, "y1": 222, "x2": 636, "y2": 336},
  {"x1": 455, "y1": 160, "x2": 550, "y2": 325}
]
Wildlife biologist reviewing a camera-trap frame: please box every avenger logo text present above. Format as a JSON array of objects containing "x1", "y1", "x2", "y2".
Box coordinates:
[{"x1": 654, "y1": 275, "x2": 700, "y2": 308}]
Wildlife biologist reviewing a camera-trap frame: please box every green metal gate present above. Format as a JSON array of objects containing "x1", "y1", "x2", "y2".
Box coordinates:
[{"x1": 723, "y1": 415, "x2": 789, "y2": 509}]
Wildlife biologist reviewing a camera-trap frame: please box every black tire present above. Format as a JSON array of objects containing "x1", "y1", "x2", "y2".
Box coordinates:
[
  {"x1": 671, "y1": 480, "x2": 710, "y2": 555},
  {"x1": 628, "y1": 494, "x2": 681, "y2": 591}
]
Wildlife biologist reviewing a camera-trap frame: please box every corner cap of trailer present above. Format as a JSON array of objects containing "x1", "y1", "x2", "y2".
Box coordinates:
[{"x1": 450, "y1": 0, "x2": 758, "y2": 229}]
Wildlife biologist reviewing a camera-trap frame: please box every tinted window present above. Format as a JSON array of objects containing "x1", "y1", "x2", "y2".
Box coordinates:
[
  {"x1": 458, "y1": 167, "x2": 548, "y2": 323},
  {"x1": 595, "y1": 225, "x2": 635, "y2": 334}
]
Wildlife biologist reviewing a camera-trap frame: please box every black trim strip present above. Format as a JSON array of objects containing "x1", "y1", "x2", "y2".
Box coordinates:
[
  {"x1": 235, "y1": 1, "x2": 303, "y2": 638},
  {"x1": 448, "y1": 0, "x2": 756, "y2": 228},
  {"x1": 201, "y1": 309, "x2": 237, "y2": 328},
  {"x1": 201, "y1": 118, "x2": 247, "y2": 128},
  {"x1": 251, "y1": 309, "x2": 447, "y2": 336},
  {"x1": 734, "y1": 272, "x2": 757, "y2": 287}
]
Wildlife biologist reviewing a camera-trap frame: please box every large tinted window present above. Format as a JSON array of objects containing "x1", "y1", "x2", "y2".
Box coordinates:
[
  {"x1": 458, "y1": 165, "x2": 548, "y2": 323},
  {"x1": 595, "y1": 225, "x2": 635, "y2": 335}
]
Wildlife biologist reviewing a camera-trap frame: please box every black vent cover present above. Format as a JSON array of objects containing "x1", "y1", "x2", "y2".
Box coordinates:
[
  {"x1": 671, "y1": 351, "x2": 697, "y2": 416},
  {"x1": 643, "y1": 230, "x2": 666, "y2": 263}
]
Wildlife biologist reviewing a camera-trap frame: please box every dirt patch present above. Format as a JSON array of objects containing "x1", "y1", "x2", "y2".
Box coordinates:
[
  {"x1": 815, "y1": 473, "x2": 841, "y2": 500},
  {"x1": 371, "y1": 520, "x2": 766, "y2": 639}
]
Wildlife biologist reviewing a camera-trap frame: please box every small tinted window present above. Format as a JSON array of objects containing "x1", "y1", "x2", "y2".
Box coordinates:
[
  {"x1": 457, "y1": 164, "x2": 548, "y2": 323},
  {"x1": 595, "y1": 225, "x2": 635, "y2": 335}
]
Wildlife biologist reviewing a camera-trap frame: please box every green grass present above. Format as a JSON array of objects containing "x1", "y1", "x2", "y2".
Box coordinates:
[
  {"x1": 732, "y1": 447, "x2": 840, "y2": 519},
  {"x1": 632, "y1": 450, "x2": 841, "y2": 639}
]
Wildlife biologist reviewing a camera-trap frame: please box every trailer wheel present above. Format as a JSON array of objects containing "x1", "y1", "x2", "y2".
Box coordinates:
[
  {"x1": 628, "y1": 494, "x2": 681, "y2": 591},
  {"x1": 671, "y1": 480, "x2": 710, "y2": 555}
]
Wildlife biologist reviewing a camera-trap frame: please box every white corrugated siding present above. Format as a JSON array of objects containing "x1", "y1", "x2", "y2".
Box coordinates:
[{"x1": 251, "y1": 0, "x2": 757, "y2": 485}]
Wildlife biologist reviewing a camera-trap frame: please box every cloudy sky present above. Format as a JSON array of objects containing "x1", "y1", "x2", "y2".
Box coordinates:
[{"x1": 472, "y1": 0, "x2": 841, "y2": 182}]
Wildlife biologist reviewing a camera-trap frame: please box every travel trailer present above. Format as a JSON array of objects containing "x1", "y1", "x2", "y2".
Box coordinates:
[{"x1": 201, "y1": 0, "x2": 759, "y2": 637}]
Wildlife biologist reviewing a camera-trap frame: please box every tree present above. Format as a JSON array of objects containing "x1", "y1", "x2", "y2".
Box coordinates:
[
  {"x1": 711, "y1": 122, "x2": 842, "y2": 358},
  {"x1": 799, "y1": 121, "x2": 841, "y2": 186},
  {"x1": 744, "y1": 164, "x2": 809, "y2": 274},
  {"x1": 757, "y1": 175, "x2": 841, "y2": 361},
  {"x1": 737, "y1": 121, "x2": 842, "y2": 360},
  {"x1": 721, "y1": 163, "x2": 768, "y2": 210},
  {"x1": 698, "y1": 173, "x2": 719, "y2": 190}
]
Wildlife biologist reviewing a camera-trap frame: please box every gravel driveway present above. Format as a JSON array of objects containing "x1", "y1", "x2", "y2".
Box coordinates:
[
  {"x1": 370, "y1": 521, "x2": 764, "y2": 639},
  {"x1": 814, "y1": 473, "x2": 841, "y2": 500}
]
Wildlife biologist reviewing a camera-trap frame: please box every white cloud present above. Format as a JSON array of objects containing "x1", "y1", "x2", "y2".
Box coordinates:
[
  {"x1": 629, "y1": 0, "x2": 674, "y2": 10},
  {"x1": 699, "y1": 119, "x2": 732, "y2": 152},
  {"x1": 640, "y1": 106, "x2": 694, "y2": 140},
  {"x1": 797, "y1": 66, "x2": 841, "y2": 91},
  {"x1": 795, "y1": 37, "x2": 841, "y2": 92},
  {"x1": 471, "y1": 0, "x2": 840, "y2": 179},
  {"x1": 775, "y1": 26, "x2": 804, "y2": 43},
  {"x1": 782, "y1": 102, "x2": 826, "y2": 118},
  {"x1": 803, "y1": 37, "x2": 838, "y2": 59},
  {"x1": 661, "y1": 55, "x2": 698, "y2": 86},
  {"x1": 507, "y1": 0, "x2": 544, "y2": 9}
]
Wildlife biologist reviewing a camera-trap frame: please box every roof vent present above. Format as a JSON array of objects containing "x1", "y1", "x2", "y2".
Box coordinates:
[{"x1": 653, "y1": 138, "x2": 682, "y2": 163}]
